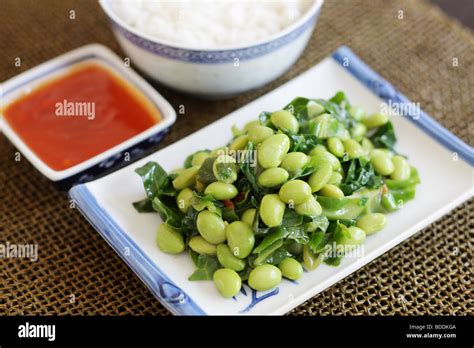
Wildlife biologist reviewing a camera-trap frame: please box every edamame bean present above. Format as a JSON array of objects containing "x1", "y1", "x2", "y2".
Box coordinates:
[
  {"x1": 278, "y1": 258, "x2": 303, "y2": 280},
  {"x1": 226, "y1": 221, "x2": 255, "y2": 259},
  {"x1": 327, "y1": 137, "x2": 345, "y2": 158},
  {"x1": 172, "y1": 166, "x2": 199, "y2": 190},
  {"x1": 189, "y1": 236, "x2": 217, "y2": 255},
  {"x1": 350, "y1": 122, "x2": 367, "y2": 141},
  {"x1": 313, "y1": 144, "x2": 328, "y2": 152},
  {"x1": 286, "y1": 240, "x2": 303, "y2": 255},
  {"x1": 270, "y1": 110, "x2": 299, "y2": 134},
  {"x1": 307, "y1": 100, "x2": 325, "y2": 118},
  {"x1": 279, "y1": 180, "x2": 312, "y2": 205},
  {"x1": 213, "y1": 269, "x2": 242, "y2": 298},
  {"x1": 176, "y1": 188, "x2": 194, "y2": 213},
  {"x1": 303, "y1": 245, "x2": 323, "y2": 271},
  {"x1": 280, "y1": 152, "x2": 309, "y2": 174},
  {"x1": 381, "y1": 191, "x2": 399, "y2": 212},
  {"x1": 370, "y1": 149, "x2": 395, "y2": 176},
  {"x1": 258, "y1": 167, "x2": 289, "y2": 187},
  {"x1": 260, "y1": 194, "x2": 286, "y2": 227},
  {"x1": 349, "y1": 105, "x2": 365, "y2": 121},
  {"x1": 248, "y1": 264, "x2": 282, "y2": 291},
  {"x1": 319, "y1": 184, "x2": 344, "y2": 198},
  {"x1": 213, "y1": 155, "x2": 238, "y2": 184},
  {"x1": 356, "y1": 213, "x2": 386, "y2": 235},
  {"x1": 191, "y1": 151, "x2": 210, "y2": 167},
  {"x1": 243, "y1": 120, "x2": 260, "y2": 132},
  {"x1": 229, "y1": 135, "x2": 248, "y2": 151},
  {"x1": 361, "y1": 137, "x2": 374, "y2": 153},
  {"x1": 247, "y1": 125, "x2": 274, "y2": 144},
  {"x1": 335, "y1": 225, "x2": 366, "y2": 249},
  {"x1": 309, "y1": 148, "x2": 341, "y2": 170},
  {"x1": 342, "y1": 139, "x2": 363, "y2": 159},
  {"x1": 216, "y1": 244, "x2": 246, "y2": 271},
  {"x1": 210, "y1": 146, "x2": 228, "y2": 157},
  {"x1": 241, "y1": 208, "x2": 257, "y2": 227},
  {"x1": 196, "y1": 210, "x2": 226, "y2": 244},
  {"x1": 156, "y1": 224, "x2": 185, "y2": 254},
  {"x1": 295, "y1": 195, "x2": 322, "y2": 217},
  {"x1": 328, "y1": 171, "x2": 343, "y2": 186},
  {"x1": 362, "y1": 113, "x2": 389, "y2": 129},
  {"x1": 390, "y1": 156, "x2": 410, "y2": 180},
  {"x1": 258, "y1": 134, "x2": 290, "y2": 168},
  {"x1": 204, "y1": 182, "x2": 238, "y2": 200},
  {"x1": 308, "y1": 162, "x2": 332, "y2": 192}
]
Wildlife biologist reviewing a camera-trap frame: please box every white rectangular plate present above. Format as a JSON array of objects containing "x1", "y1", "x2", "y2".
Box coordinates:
[{"x1": 70, "y1": 46, "x2": 473, "y2": 315}]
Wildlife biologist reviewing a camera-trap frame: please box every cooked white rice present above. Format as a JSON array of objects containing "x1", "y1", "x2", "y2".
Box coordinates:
[{"x1": 112, "y1": 0, "x2": 315, "y2": 48}]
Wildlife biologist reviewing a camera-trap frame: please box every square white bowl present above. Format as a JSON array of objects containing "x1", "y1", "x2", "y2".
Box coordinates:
[
  {"x1": 70, "y1": 46, "x2": 473, "y2": 315},
  {"x1": 1, "y1": 44, "x2": 176, "y2": 188}
]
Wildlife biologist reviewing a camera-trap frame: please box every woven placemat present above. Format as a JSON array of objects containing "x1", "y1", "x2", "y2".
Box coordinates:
[{"x1": 0, "y1": 0, "x2": 472, "y2": 315}]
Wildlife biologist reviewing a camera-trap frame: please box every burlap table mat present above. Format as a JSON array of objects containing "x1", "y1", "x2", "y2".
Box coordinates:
[{"x1": 1, "y1": 0, "x2": 472, "y2": 316}]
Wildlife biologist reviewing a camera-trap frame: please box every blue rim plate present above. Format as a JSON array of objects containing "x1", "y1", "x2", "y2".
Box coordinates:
[{"x1": 70, "y1": 46, "x2": 473, "y2": 315}]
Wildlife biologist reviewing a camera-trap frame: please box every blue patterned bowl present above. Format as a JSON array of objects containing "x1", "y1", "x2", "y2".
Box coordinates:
[
  {"x1": 1, "y1": 44, "x2": 176, "y2": 190},
  {"x1": 99, "y1": 0, "x2": 324, "y2": 98}
]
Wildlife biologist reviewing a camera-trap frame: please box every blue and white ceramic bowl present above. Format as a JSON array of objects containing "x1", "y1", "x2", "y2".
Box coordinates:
[
  {"x1": 0, "y1": 44, "x2": 176, "y2": 189},
  {"x1": 99, "y1": 0, "x2": 324, "y2": 98}
]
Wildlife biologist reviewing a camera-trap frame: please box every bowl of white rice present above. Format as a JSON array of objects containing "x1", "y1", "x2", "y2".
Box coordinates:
[{"x1": 100, "y1": 0, "x2": 324, "y2": 98}]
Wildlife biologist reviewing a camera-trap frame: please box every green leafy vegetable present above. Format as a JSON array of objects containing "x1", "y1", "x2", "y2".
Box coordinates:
[
  {"x1": 151, "y1": 196, "x2": 183, "y2": 229},
  {"x1": 370, "y1": 121, "x2": 397, "y2": 150},
  {"x1": 132, "y1": 198, "x2": 154, "y2": 213},
  {"x1": 196, "y1": 157, "x2": 217, "y2": 184},
  {"x1": 340, "y1": 158, "x2": 383, "y2": 195},
  {"x1": 134, "y1": 162, "x2": 176, "y2": 199},
  {"x1": 188, "y1": 255, "x2": 221, "y2": 281}
]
